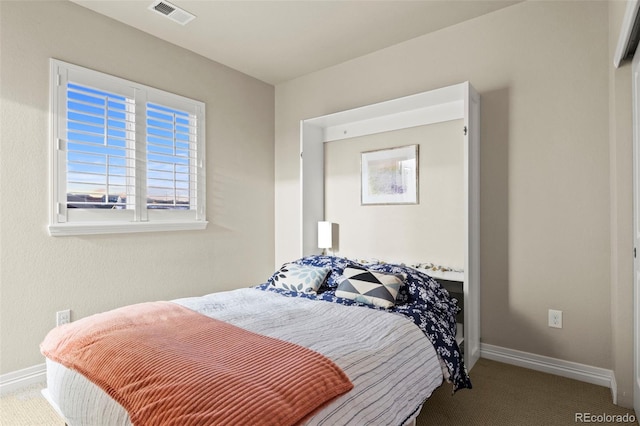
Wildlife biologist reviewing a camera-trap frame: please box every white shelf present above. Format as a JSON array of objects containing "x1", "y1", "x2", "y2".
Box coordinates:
[{"x1": 416, "y1": 268, "x2": 464, "y2": 283}]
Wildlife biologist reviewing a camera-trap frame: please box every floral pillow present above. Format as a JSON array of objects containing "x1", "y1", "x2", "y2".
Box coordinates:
[
  {"x1": 293, "y1": 255, "x2": 359, "y2": 289},
  {"x1": 270, "y1": 263, "x2": 331, "y2": 294}
]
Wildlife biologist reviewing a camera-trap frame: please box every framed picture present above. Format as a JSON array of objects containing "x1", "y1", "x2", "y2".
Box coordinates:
[{"x1": 361, "y1": 144, "x2": 419, "y2": 205}]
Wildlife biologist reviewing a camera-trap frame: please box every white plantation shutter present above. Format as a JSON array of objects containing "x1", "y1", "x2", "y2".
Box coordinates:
[
  {"x1": 49, "y1": 59, "x2": 207, "y2": 236},
  {"x1": 145, "y1": 102, "x2": 197, "y2": 210},
  {"x1": 65, "y1": 83, "x2": 135, "y2": 210}
]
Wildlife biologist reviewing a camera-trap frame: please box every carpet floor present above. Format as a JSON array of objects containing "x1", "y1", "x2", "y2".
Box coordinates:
[
  {"x1": 0, "y1": 358, "x2": 636, "y2": 425},
  {"x1": 418, "y1": 358, "x2": 637, "y2": 426}
]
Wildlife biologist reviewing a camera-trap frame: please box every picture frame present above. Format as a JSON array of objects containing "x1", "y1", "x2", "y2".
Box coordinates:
[{"x1": 361, "y1": 144, "x2": 419, "y2": 205}]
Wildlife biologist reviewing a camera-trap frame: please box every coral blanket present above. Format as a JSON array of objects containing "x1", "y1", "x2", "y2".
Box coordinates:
[{"x1": 41, "y1": 301, "x2": 353, "y2": 426}]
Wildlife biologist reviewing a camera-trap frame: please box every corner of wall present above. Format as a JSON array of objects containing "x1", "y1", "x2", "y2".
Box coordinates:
[{"x1": 608, "y1": 0, "x2": 635, "y2": 409}]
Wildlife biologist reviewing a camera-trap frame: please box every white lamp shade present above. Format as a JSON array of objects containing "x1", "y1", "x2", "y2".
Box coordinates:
[{"x1": 318, "y1": 221, "x2": 333, "y2": 249}]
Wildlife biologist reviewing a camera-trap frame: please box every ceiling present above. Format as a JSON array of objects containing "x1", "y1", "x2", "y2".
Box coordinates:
[{"x1": 70, "y1": 0, "x2": 520, "y2": 85}]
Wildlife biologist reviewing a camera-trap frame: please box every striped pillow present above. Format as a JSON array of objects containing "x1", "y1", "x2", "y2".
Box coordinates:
[{"x1": 335, "y1": 266, "x2": 405, "y2": 308}]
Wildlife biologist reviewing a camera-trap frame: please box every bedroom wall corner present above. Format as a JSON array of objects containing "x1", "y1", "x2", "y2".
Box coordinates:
[
  {"x1": 608, "y1": 0, "x2": 634, "y2": 409},
  {"x1": 0, "y1": 1, "x2": 275, "y2": 375}
]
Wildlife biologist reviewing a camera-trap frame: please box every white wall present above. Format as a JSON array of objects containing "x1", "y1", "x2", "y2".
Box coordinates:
[
  {"x1": 275, "y1": 0, "x2": 626, "y2": 403},
  {"x1": 0, "y1": 1, "x2": 274, "y2": 374}
]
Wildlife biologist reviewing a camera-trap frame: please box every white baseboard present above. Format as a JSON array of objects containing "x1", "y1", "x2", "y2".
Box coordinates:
[
  {"x1": 480, "y1": 343, "x2": 618, "y2": 404},
  {"x1": 0, "y1": 363, "x2": 46, "y2": 396}
]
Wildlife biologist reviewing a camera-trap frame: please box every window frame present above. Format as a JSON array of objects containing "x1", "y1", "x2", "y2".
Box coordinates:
[{"x1": 48, "y1": 59, "x2": 207, "y2": 236}]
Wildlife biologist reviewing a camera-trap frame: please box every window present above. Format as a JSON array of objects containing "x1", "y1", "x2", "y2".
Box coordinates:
[{"x1": 49, "y1": 59, "x2": 207, "y2": 236}]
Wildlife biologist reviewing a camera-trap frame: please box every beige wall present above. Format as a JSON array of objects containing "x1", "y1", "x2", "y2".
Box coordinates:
[
  {"x1": 1, "y1": 0, "x2": 634, "y2": 409},
  {"x1": 0, "y1": 1, "x2": 274, "y2": 374},
  {"x1": 275, "y1": 0, "x2": 623, "y2": 402},
  {"x1": 324, "y1": 120, "x2": 465, "y2": 267}
]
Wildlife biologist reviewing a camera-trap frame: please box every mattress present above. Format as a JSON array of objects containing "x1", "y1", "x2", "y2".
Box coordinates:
[{"x1": 44, "y1": 288, "x2": 443, "y2": 425}]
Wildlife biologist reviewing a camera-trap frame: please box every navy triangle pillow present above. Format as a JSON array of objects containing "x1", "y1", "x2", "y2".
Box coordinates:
[{"x1": 335, "y1": 266, "x2": 405, "y2": 308}]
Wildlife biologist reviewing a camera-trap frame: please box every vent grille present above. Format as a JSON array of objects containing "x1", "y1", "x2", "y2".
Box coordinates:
[
  {"x1": 153, "y1": 2, "x2": 175, "y2": 16},
  {"x1": 148, "y1": 1, "x2": 195, "y2": 25}
]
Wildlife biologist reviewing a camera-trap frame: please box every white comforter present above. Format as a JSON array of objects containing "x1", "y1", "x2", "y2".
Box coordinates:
[{"x1": 45, "y1": 288, "x2": 443, "y2": 425}]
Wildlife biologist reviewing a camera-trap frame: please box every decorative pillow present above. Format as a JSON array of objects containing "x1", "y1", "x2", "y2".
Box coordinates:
[
  {"x1": 270, "y1": 263, "x2": 330, "y2": 294},
  {"x1": 295, "y1": 255, "x2": 358, "y2": 289},
  {"x1": 335, "y1": 266, "x2": 405, "y2": 308}
]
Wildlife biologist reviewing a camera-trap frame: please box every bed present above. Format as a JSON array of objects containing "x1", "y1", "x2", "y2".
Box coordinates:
[{"x1": 41, "y1": 255, "x2": 471, "y2": 425}]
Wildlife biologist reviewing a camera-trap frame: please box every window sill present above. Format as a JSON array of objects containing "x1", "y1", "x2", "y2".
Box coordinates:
[{"x1": 48, "y1": 220, "x2": 208, "y2": 236}]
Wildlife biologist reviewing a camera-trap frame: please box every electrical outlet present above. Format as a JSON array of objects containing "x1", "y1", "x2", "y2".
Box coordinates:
[
  {"x1": 548, "y1": 309, "x2": 562, "y2": 329},
  {"x1": 56, "y1": 309, "x2": 71, "y2": 326}
]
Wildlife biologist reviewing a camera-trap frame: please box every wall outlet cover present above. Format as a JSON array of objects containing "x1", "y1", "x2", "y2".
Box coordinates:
[{"x1": 548, "y1": 309, "x2": 562, "y2": 329}]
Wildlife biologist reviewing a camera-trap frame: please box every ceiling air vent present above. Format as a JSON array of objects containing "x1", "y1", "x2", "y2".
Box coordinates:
[{"x1": 148, "y1": 0, "x2": 195, "y2": 26}]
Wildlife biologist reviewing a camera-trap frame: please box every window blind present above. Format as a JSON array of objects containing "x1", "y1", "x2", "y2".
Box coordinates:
[
  {"x1": 49, "y1": 59, "x2": 207, "y2": 236},
  {"x1": 66, "y1": 83, "x2": 135, "y2": 209},
  {"x1": 146, "y1": 102, "x2": 198, "y2": 210}
]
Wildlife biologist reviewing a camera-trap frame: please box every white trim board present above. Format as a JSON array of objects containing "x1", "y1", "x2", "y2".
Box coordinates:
[
  {"x1": 480, "y1": 343, "x2": 618, "y2": 404},
  {"x1": 0, "y1": 363, "x2": 46, "y2": 396}
]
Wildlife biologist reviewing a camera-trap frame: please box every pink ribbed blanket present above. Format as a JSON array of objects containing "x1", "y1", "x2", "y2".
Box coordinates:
[{"x1": 41, "y1": 301, "x2": 353, "y2": 425}]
